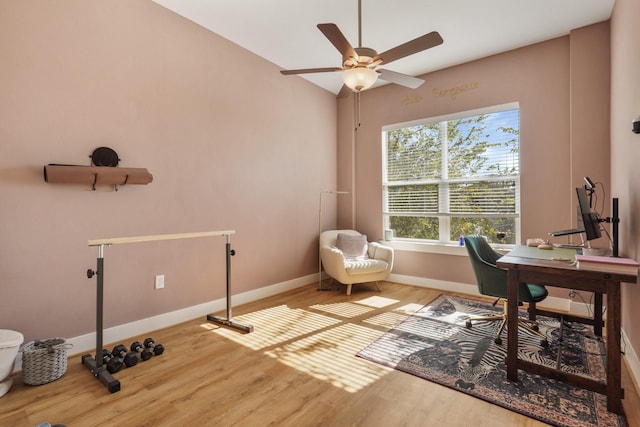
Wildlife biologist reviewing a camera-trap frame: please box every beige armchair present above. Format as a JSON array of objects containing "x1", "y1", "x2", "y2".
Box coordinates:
[{"x1": 320, "y1": 230, "x2": 394, "y2": 295}]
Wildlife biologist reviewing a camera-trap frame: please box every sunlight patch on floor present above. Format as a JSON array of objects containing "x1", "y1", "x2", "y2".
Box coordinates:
[
  {"x1": 363, "y1": 311, "x2": 409, "y2": 329},
  {"x1": 394, "y1": 302, "x2": 425, "y2": 314},
  {"x1": 358, "y1": 330, "x2": 437, "y2": 367},
  {"x1": 310, "y1": 301, "x2": 375, "y2": 318},
  {"x1": 412, "y1": 306, "x2": 473, "y2": 327},
  {"x1": 210, "y1": 305, "x2": 341, "y2": 350},
  {"x1": 360, "y1": 302, "x2": 426, "y2": 328},
  {"x1": 264, "y1": 323, "x2": 391, "y2": 393},
  {"x1": 394, "y1": 317, "x2": 460, "y2": 341},
  {"x1": 353, "y1": 295, "x2": 399, "y2": 308}
]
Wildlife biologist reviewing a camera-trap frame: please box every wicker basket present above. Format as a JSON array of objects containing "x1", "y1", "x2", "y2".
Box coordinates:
[{"x1": 21, "y1": 338, "x2": 71, "y2": 385}]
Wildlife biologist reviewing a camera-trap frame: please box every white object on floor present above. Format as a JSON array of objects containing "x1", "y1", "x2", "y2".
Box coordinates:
[{"x1": 0, "y1": 329, "x2": 24, "y2": 398}]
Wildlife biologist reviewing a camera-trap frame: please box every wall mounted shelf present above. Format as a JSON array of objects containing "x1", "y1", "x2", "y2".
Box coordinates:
[{"x1": 43, "y1": 164, "x2": 153, "y2": 189}]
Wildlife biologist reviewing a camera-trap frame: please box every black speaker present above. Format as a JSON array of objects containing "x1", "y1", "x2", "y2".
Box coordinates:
[{"x1": 633, "y1": 118, "x2": 640, "y2": 134}]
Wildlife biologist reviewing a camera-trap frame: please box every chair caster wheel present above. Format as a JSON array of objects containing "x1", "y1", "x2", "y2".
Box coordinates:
[
  {"x1": 465, "y1": 320, "x2": 472, "y2": 329},
  {"x1": 494, "y1": 337, "x2": 502, "y2": 345},
  {"x1": 541, "y1": 339, "x2": 549, "y2": 348}
]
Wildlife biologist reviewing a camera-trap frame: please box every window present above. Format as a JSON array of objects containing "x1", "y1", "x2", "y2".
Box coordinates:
[{"x1": 382, "y1": 103, "x2": 520, "y2": 245}]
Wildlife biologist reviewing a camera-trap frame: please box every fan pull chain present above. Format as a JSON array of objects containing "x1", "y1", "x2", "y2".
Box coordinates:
[{"x1": 354, "y1": 91, "x2": 362, "y2": 131}]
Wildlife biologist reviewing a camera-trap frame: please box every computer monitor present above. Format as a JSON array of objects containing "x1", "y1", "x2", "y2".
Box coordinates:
[{"x1": 576, "y1": 186, "x2": 602, "y2": 242}]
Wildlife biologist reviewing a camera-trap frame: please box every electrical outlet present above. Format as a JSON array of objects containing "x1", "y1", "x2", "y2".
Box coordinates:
[{"x1": 155, "y1": 274, "x2": 165, "y2": 289}]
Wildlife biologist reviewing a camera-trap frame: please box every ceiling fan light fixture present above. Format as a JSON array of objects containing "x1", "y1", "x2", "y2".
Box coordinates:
[{"x1": 342, "y1": 67, "x2": 378, "y2": 92}]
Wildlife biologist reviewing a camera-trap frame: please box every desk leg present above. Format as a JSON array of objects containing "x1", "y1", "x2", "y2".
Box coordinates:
[
  {"x1": 506, "y1": 269, "x2": 519, "y2": 381},
  {"x1": 606, "y1": 283, "x2": 622, "y2": 413},
  {"x1": 594, "y1": 292, "x2": 603, "y2": 336}
]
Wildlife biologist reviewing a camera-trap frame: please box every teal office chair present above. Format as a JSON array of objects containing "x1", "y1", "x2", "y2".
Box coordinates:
[{"x1": 463, "y1": 235, "x2": 549, "y2": 346}]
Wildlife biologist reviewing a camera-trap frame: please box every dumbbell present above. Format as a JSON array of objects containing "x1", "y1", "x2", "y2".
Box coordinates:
[
  {"x1": 112, "y1": 344, "x2": 139, "y2": 368},
  {"x1": 130, "y1": 341, "x2": 152, "y2": 361},
  {"x1": 98, "y1": 349, "x2": 124, "y2": 374},
  {"x1": 97, "y1": 349, "x2": 111, "y2": 366},
  {"x1": 143, "y1": 338, "x2": 164, "y2": 356}
]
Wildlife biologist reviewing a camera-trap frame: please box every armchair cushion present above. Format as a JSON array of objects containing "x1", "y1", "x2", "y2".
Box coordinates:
[
  {"x1": 345, "y1": 258, "x2": 389, "y2": 275},
  {"x1": 336, "y1": 233, "x2": 368, "y2": 259}
]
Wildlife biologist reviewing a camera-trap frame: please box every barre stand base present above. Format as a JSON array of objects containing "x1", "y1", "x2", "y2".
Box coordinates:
[
  {"x1": 206, "y1": 314, "x2": 254, "y2": 333},
  {"x1": 205, "y1": 239, "x2": 254, "y2": 333},
  {"x1": 81, "y1": 354, "x2": 120, "y2": 393},
  {"x1": 84, "y1": 248, "x2": 121, "y2": 393}
]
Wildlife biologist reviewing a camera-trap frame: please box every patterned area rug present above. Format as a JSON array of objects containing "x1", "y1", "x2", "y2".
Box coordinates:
[{"x1": 357, "y1": 294, "x2": 627, "y2": 427}]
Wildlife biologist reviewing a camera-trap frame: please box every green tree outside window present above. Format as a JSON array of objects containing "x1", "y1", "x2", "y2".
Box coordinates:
[{"x1": 383, "y1": 106, "x2": 520, "y2": 244}]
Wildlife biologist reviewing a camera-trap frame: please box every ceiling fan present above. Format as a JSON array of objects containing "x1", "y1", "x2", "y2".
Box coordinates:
[{"x1": 280, "y1": 0, "x2": 443, "y2": 96}]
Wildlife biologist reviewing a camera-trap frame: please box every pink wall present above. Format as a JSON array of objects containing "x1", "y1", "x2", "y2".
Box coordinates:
[
  {"x1": 570, "y1": 22, "x2": 611, "y2": 213},
  {"x1": 3, "y1": 1, "x2": 633, "y2": 365},
  {"x1": 338, "y1": 25, "x2": 611, "y2": 294},
  {"x1": 611, "y1": 0, "x2": 640, "y2": 362},
  {"x1": 0, "y1": 1, "x2": 337, "y2": 342}
]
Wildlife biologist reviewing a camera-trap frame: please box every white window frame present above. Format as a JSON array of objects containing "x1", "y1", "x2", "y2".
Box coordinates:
[{"x1": 381, "y1": 102, "x2": 521, "y2": 254}]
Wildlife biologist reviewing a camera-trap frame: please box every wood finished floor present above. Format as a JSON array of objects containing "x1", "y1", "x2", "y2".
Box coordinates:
[{"x1": 2, "y1": 282, "x2": 639, "y2": 427}]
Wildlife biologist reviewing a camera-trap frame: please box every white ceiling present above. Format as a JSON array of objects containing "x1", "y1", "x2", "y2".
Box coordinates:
[{"x1": 151, "y1": 0, "x2": 614, "y2": 95}]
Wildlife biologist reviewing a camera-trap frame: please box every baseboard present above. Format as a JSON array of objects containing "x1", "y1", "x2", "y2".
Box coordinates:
[
  {"x1": 622, "y1": 328, "x2": 640, "y2": 395},
  {"x1": 12, "y1": 274, "x2": 314, "y2": 373},
  {"x1": 389, "y1": 273, "x2": 481, "y2": 297}
]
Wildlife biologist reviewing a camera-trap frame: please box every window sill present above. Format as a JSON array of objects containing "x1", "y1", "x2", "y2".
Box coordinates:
[{"x1": 382, "y1": 240, "x2": 514, "y2": 256}]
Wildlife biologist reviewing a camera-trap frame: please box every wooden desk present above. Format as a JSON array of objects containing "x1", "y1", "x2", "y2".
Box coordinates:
[{"x1": 497, "y1": 249, "x2": 636, "y2": 414}]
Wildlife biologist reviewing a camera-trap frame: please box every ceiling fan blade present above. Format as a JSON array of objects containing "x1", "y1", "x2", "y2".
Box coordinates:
[
  {"x1": 375, "y1": 31, "x2": 443, "y2": 65},
  {"x1": 280, "y1": 67, "x2": 343, "y2": 75},
  {"x1": 317, "y1": 23, "x2": 356, "y2": 60},
  {"x1": 378, "y1": 69, "x2": 425, "y2": 89}
]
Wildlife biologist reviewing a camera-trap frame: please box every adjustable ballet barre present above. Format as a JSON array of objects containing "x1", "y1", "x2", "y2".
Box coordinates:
[{"x1": 82, "y1": 230, "x2": 253, "y2": 393}]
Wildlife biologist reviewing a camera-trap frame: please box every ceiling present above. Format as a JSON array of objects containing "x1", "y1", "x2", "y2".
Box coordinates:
[{"x1": 151, "y1": 0, "x2": 614, "y2": 95}]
